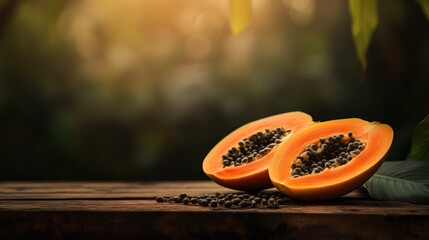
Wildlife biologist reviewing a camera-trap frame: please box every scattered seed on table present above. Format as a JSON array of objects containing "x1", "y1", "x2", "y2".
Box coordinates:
[
  {"x1": 182, "y1": 197, "x2": 190, "y2": 205},
  {"x1": 155, "y1": 191, "x2": 291, "y2": 209},
  {"x1": 173, "y1": 196, "x2": 181, "y2": 203},
  {"x1": 224, "y1": 200, "x2": 233, "y2": 208},
  {"x1": 232, "y1": 198, "x2": 241, "y2": 205},
  {"x1": 199, "y1": 199, "x2": 209, "y2": 207},
  {"x1": 155, "y1": 196, "x2": 164, "y2": 203},
  {"x1": 268, "y1": 199, "x2": 279, "y2": 208}
]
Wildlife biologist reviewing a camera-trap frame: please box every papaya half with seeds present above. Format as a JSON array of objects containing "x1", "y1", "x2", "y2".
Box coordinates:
[
  {"x1": 202, "y1": 111, "x2": 314, "y2": 191},
  {"x1": 269, "y1": 118, "x2": 394, "y2": 201}
]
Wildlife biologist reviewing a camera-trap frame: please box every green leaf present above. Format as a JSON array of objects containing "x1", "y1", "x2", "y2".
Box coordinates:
[
  {"x1": 407, "y1": 115, "x2": 429, "y2": 161},
  {"x1": 416, "y1": 0, "x2": 429, "y2": 21},
  {"x1": 45, "y1": 0, "x2": 66, "y2": 26},
  {"x1": 364, "y1": 161, "x2": 429, "y2": 204},
  {"x1": 43, "y1": 0, "x2": 67, "y2": 41},
  {"x1": 349, "y1": 0, "x2": 378, "y2": 69},
  {"x1": 229, "y1": 0, "x2": 252, "y2": 35}
]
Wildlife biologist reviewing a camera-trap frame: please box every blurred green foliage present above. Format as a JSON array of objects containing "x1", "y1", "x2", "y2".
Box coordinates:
[
  {"x1": 349, "y1": 0, "x2": 378, "y2": 69},
  {"x1": 0, "y1": 0, "x2": 428, "y2": 180}
]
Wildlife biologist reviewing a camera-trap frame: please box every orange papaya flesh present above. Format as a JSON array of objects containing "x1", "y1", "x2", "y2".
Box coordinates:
[
  {"x1": 202, "y1": 111, "x2": 314, "y2": 191},
  {"x1": 269, "y1": 118, "x2": 394, "y2": 201}
]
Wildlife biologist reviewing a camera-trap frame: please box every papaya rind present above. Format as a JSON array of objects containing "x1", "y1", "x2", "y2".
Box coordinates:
[
  {"x1": 202, "y1": 111, "x2": 314, "y2": 191},
  {"x1": 269, "y1": 118, "x2": 394, "y2": 200}
]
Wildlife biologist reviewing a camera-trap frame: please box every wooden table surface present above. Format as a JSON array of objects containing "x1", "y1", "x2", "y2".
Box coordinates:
[{"x1": 0, "y1": 181, "x2": 428, "y2": 239}]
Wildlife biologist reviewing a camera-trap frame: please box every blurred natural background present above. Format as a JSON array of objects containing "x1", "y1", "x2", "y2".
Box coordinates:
[{"x1": 0, "y1": 0, "x2": 428, "y2": 180}]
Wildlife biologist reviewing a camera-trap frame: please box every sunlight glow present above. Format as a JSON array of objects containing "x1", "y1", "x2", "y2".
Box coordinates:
[{"x1": 283, "y1": 0, "x2": 315, "y2": 25}]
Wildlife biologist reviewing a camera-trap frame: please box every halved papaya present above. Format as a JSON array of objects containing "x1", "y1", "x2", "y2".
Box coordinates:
[
  {"x1": 202, "y1": 111, "x2": 313, "y2": 191},
  {"x1": 269, "y1": 118, "x2": 394, "y2": 201}
]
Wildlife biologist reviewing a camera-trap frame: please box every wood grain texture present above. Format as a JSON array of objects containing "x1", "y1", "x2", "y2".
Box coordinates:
[
  {"x1": 0, "y1": 181, "x2": 369, "y2": 200},
  {"x1": 0, "y1": 181, "x2": 428, "y2": 239}
]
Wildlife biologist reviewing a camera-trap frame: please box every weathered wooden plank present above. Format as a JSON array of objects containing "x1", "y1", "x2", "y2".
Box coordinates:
[
  {"x1": 0, "y1": 181, "x2": 369, "y2": 200},
  {"x1": 0, "y1": 199, "x2": 428, "y2": 215},
  {"x1": 0, "y1": 181, "x2": 428, "y2": 239},
  {"x1": 0, "y1": 209, "x2": 428, "y2": 240}
]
